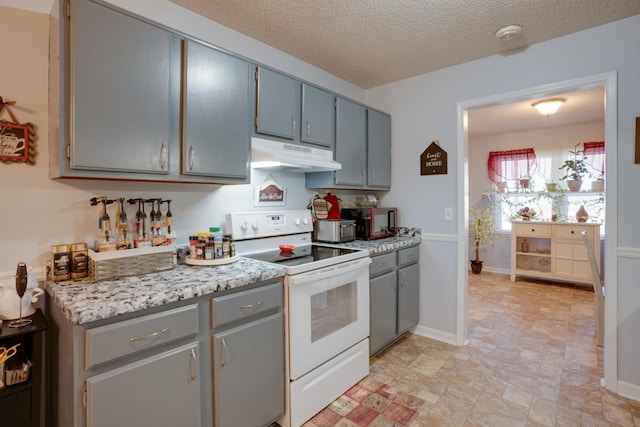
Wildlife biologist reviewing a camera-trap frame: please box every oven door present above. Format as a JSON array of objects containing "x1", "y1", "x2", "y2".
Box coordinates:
[{"x1": 286, "y1": 257, "x2": 370, "y2": 380}]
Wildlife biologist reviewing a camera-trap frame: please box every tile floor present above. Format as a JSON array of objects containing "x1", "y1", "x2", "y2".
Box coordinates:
[{"x1": 303, "y1": 272, "x2": 640, "y2": 426}]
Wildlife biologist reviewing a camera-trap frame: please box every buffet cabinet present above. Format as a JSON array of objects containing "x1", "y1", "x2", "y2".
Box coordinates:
[{"x1": 510, "y1": 221, "x2": 601, "y2": 285}]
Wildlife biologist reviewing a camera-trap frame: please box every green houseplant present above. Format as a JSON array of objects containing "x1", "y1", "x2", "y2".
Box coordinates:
[
  {"x1": 559, "y1": 143, "x2": 589, "y2": 191},
  {"x1": 469, "y1": 204, "x2": 495, "y2": 274}
]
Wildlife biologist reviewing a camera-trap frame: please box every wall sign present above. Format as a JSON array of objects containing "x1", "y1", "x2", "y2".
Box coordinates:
[
  {"x1": 0, "y1": 97, "x2": 36, "y2": 165},
  {"x1": 420, "y1": 140, "x2": 447, "y2": 175},
  {"x1": 254, "y1": 173, "x2": 286, "y2": 206}
]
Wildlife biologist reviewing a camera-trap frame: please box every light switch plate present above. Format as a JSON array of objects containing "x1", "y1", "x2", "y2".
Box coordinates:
[{"x1": 444, "y1": 207, "x2": 453, "y2": 221}]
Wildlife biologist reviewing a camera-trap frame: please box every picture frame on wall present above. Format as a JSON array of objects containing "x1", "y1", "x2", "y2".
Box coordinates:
[{"x1": 0, "y1": 121, "x2": 36, "y2": 165}]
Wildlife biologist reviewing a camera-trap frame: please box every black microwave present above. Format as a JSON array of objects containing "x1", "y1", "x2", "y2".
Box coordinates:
[{"x1": 340, "y1": 208, "x2": 398, "y2": 240}]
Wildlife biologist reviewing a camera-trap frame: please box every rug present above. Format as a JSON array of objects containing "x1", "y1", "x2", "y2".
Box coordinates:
[{"x1": 302, "y1": 377, "x2": 427, "y2": 427}]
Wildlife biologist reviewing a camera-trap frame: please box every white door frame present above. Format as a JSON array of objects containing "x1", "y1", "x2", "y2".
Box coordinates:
[{"x1": 456, "y1": 71, "x2": 618, "y2": 392}]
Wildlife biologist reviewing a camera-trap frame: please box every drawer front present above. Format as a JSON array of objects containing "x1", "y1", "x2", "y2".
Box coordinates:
[
  {"x1": 86, "y1": 304, "x2": 198, "y2": 369},
  {"x1": 369, "y1": 252, "x2": 396, "y2": 277},
  {"x1": 554, "y1": 224, "x2": 595, "y2": 240},
  {"x1": 514, "y1": 223, "x2": 552, "y2": 237},
  {"x1": 397, "y1": 246, "x2": 419, "y2": 267},
  {"x1": 212, "y1": 282, "x2": 282, "y2": 329}
]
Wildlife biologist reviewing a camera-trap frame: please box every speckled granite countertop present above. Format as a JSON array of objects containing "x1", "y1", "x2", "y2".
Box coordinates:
[
  {"x1": 337, "y1": 227, "x2": 422, "y2": 255},
  {"x1": 45, "y1": 258, "x2": 286, "y2": 325}
]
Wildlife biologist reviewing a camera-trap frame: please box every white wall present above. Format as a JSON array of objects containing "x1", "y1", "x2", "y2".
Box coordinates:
[
  {"x1": 364, "y1": 15, "x2": 640, "y2": 393},
  {"x1": 0, "y1": 3, "x2": 365, "y2": 282}
]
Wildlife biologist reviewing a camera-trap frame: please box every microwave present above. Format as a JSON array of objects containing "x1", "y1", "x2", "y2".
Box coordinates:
[{"x1": 340, "y1": 208, "x2": 398, "y2": 240}]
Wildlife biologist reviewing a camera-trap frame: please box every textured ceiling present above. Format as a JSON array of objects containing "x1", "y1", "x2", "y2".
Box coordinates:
[{"x1": 169, "y1": 0, "x2": 640, "y2": 89}]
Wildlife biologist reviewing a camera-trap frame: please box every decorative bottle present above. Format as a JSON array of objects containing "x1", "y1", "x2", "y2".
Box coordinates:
[
  {"x1": 576, "y1": 205, "x2": 589, "y2": 223},
  {"x1": 521, "y1": 239, "x2": 529, "y2": 253}
]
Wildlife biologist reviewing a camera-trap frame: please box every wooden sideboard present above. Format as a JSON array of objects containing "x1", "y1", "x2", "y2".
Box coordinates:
[{"x1": 510, "y1": 220, "x2": 601, "y2": 285}]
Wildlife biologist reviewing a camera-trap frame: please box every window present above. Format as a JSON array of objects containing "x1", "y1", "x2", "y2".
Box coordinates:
[{"x1": 487, "y1": 148, "x2": 537, "y2": 191}]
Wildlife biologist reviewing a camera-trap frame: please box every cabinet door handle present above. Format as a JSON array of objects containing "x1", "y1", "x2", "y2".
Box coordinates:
[
  {"x1": 190, "y1": 348, "x2": 197, "y2": 381},
  {"x1": 160, "y1": 143, "x2": 167, "y2": 170},
  {"x1": 129, "y1": 327, "x2": 169, "y2": 342},
  {"x1": 306, "y1": 121, "x2": 311, "y2": 137},
  {"x1": 239, "y1": 300, "x2": 262, "y2": 311},
  {"x1": 371, "y1": 170, "x2": 375, "y2": 183},
  {"x1": 292, "y1": 117, "x2": 296, "y2": 135},
  {"x1": 220, "y1": 338, "x2": 228, "y2": 367},
  {"x1": 400, "y1": 271, "x2": 406, "y2": 287},
  {"x1": 362, "y1": 169, "x2": 366, "y2": 182},
  {"x1": 188, "y1": 145, "x2": 195, "y2": 171}
]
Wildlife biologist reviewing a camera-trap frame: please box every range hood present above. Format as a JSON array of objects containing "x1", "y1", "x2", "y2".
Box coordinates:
[{"x1": 251, "y1": 137, "x2": 342, "y2": 172}]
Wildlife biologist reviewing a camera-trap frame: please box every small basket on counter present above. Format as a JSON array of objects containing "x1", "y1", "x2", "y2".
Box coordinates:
[
  {"x1": 89, "y1": 245, "x2": 176, "y2": 281},
  {"x1": 2, "y1": 360, "x2": 31, "y2": 387}
]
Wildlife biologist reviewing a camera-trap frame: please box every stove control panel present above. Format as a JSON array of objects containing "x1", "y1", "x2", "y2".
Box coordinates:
[{"x1": 227, "y1": 210, "x2": 313, "y2": 240}]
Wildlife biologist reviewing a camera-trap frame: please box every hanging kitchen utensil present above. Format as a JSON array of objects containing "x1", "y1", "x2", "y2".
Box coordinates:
[{"x1": 311, "y1": 196, "x2": 329, "y2": 220}]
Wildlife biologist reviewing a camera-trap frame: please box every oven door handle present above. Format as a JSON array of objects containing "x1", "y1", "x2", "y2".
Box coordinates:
[{"x1": 289, "y1": 257, "x2": 371, "y2": 286}]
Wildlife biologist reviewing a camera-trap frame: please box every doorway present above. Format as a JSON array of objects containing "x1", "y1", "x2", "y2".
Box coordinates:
[{"x1": 456, "y1": 72, "x2": 618, "y2": 392}]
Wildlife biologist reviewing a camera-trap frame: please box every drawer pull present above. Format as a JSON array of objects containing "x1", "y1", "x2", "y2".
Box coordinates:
[
  {"x1": 129, "y1": 327, "x2": 169, "y2": 342},
  {"x1": 571, "y1": 230, "x2": 575, "y2": 234},
  {"x1": 220, "y1": 338, "x2": 228, "y2": 367},
  {"x1": 190, "y1": 348, "x2": 197, "y2": 381},
  {"x1": 531, "y1": 228, "x2": 535, "y2": 232},
  {"x1": 239, "y1": 300, "x2": 262, "y2": 311}
]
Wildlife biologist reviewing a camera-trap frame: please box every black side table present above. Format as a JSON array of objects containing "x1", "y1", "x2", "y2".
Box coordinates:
[{"x1": 0, "y1": 309, "x2": 47, "y2": 427}]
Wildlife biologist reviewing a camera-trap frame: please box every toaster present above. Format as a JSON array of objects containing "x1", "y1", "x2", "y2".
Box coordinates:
[{"x1": 313, "y1": 220, "x2": 356, "y2": 243}]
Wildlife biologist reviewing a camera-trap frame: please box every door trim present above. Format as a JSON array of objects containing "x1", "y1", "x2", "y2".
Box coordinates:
[{"x1": 456, "y1": 71, "x2": 618, "y2": 392}]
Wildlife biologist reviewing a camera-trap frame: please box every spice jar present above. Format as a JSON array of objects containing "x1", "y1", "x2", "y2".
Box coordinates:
[
  {"x1": 52, "y1": 244, "x2": 71, "y2": 281},
  {"x1": 71, "y1": 242, "x2": 89, "y2": 279}
]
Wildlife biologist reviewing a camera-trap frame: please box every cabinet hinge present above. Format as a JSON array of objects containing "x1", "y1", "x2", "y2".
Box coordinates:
[
  {"x1": 255, "y1": 67, "x2": 259, "y2": 82},
  {"x1": 66, "y1": 143, "x2": 71, "y2": 160},
  {"x1": 254, "y1": 116, "x2": 258, "y2": 127},
  {"x1": 82, "y1": 386, "x2": 87, "y2": 408}
]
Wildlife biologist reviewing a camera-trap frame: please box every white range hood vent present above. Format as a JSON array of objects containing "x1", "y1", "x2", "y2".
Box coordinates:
[{"x1": 251, "y1": 137, "x2": 342, "y2": 173}]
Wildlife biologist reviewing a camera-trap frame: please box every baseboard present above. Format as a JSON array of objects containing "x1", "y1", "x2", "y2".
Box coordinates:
[
  {"x1": 412, "y1": 325, "x2": 459, "y2": 346},
  {"x1": 479, "y1": 266, "x2": 510, "y2": 275},
  {"x1": 617, "y1": 380, "x2": 640, "y2": 403}
]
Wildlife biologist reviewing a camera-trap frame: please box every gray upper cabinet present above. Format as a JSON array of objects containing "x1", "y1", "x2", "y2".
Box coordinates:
[
  {"x1": 367, "y1": 109, "x2": 392, "y2": 188},
  {"x1": 182, "y1": 40, "x2": 251, "y2": 181},
  {"x1": 255, "y1": 67, "x2": 300, "y2": 140},
  {"x1": 301, "y1": 84, "x2": 335, "y2": 148},
  {"x1": 71, "y1": 0, "x2": 177, "y2": 174},
  {"x1": 334, "y1": 98, "x2": 367, "y2": 186},
  {"x1": 306, "y1": 99, "x2": 391, "y2": 190}
]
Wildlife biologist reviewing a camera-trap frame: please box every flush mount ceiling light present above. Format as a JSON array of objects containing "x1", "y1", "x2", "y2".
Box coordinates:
[
  {"x1": 495, "y1": 25, "x2": 522, "y2": 41},
  {"x1": 532, "y1": 98, "x2": 566, "y2": 116}
]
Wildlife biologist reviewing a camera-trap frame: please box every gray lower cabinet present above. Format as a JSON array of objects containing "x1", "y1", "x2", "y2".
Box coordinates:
[
  {"x1": 86, "y1": 342, "x2": 201, "y2": 427},
  {"x1": 211, "y1": 282, "x2": 285, "y2": 427},
  {"x1": 368, "y1": 246, "x2": 420, "y2": 356},
  {"x1": 255, "y1": 67, "x2": 300, "y2": 140},
  {"x1": 182, "y1": 39, "x2": 252, "y2": 181},
  {"x1": 48, "y1": 278, "x2": 285, "y2": 427}
]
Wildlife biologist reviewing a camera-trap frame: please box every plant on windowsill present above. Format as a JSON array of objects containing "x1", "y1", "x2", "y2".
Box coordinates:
[
  {"x1": 545, "y1": 181, "x2": 558, "y2": 192},
  {"x1": 559, "y1": 143, "x2": 589, "y2": 191},
  {"x1": 469, "y1": 204, "x2": 495, "y2": 274}
]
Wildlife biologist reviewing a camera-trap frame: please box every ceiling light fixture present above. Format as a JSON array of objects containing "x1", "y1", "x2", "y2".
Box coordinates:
[
  {"x1": 532, "y1": 97, "x2": 566, "y2": 116},
  {"x1": 495, "y1": 25, "x2": 522, "y2": 41}
]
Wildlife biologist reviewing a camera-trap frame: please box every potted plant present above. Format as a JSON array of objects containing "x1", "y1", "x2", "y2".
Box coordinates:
[
  {"x1": 469, "y1": 204, "x2": 495, "y2": 274},
  {"x1": 559, "y1": 143, "x2": 589, "y2": 191},
  {"x1": 519, "y1": 175, "x2": 531, "y2": 192},
  {"x1": 545, "y1": 181, "x2": 558, "y2": 192}
]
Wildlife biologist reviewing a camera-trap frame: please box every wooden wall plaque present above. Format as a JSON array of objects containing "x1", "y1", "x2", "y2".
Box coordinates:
[{"x1": 420, "y1": 140, "x2": 447, "y2": 175}]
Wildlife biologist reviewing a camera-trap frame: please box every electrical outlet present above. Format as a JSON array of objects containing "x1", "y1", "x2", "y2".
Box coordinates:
[{"x1": 444, "y1": 207, "x2": 453, "y2": 221}]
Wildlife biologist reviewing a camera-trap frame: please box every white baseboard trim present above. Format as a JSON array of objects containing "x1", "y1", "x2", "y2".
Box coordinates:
[
  {"x1": 412, "y1": 325, "x2": 459, "y2": 346},
  {"x1": 617, "y1": 380, "x2": 640, "y2": 403},
  {"x1": 420, "y1": 233, "x2": 458, "y2": 243},
  {"x1": 478, "y1": 266, "x2": 510, "y2": 275}
]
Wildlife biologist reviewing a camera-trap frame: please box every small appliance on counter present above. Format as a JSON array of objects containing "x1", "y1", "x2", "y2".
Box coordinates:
[
  {"x1": 313, "y1": 219, "x2": 356, "y2": 243},
  {"x1": 341, "y1": 207, "x2": 398, "y2": 240}
]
